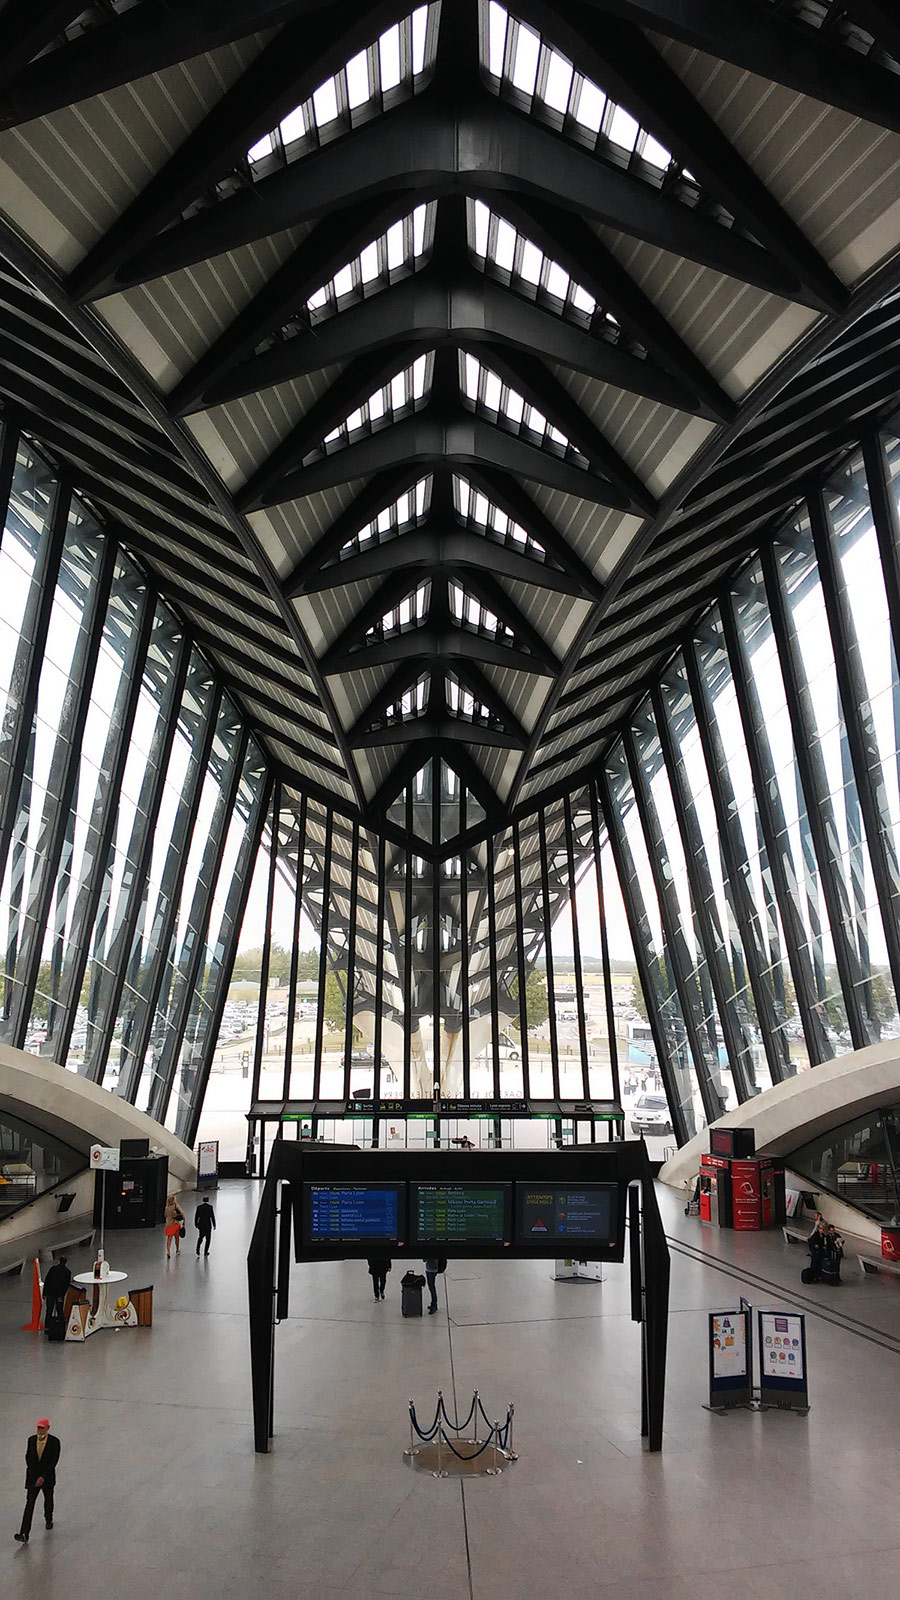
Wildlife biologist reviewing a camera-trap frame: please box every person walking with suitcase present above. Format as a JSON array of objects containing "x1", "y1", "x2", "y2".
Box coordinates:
[
  {"x1": 14, "y1": 1418, "x2": 60, "y2": 1542},
  {"x1": 194, "y1": 1197, "x2": 216, "y2": 1257},
  {"x1": 42, "y1": 1257, "x2": 71, "y2": 1342}
]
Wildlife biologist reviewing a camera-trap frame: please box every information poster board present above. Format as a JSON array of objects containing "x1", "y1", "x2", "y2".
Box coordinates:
[
  {"x1": 757, "y1": 1309, "x2": 808, "y2": 1409},
  {"x1": 708, "y1": 1309, "x2": 751, "y2": 1407},
  {"x1": 197, "y1": 1139, "x2": 219, "y2": 1188}
]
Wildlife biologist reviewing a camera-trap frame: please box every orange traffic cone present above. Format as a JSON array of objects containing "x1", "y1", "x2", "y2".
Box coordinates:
[{"x1": 22, "y1": 1257, "x2": 43, "y2": 1331}]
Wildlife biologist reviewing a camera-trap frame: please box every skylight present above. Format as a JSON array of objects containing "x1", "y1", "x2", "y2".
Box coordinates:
[
  {"x1": 247, "y1": 6, "x2": 436, "y2": 169},
  {"x1": 460, "y1": 352, "x2": 587, "y2": 466},
  {"x1": 365, "y1": 582, "x2": 431, "y2": 641},
  {"x1": 449, "y1": 580, "x2": 516, "y2": 641},
  {"x1": 306, "y1": 204, "x2": 434, "y2": 324},
  {"x1": 339, "y1": 478, "x2": 432, "y2": 560},
  {"x1": 485, "y1": 3, "x2": 678, "y2": 176},
  {"x1": 470, "y1": 198, "x2": 597, "y2": 322},
  {"x1": 446, "y1": 674, "x2": 503, "y2": 726},
  {"x1": 316, "y1": 354, "x2": 431, "y2": 456},
  {"x1": 454, "y1": 475, "x2": 547, "y2": 560},
  {"x1": 381, "y1": 674, "x2": 430, "y2": 723}
]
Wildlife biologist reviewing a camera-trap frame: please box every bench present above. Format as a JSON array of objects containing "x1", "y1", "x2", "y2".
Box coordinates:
[
  {"x1": 857, "y1": 1253, "x2": 900, "y2": 1279},
  {"x1": 782, "y1": 1222, "x2": 810, "y2": 1246},
  {"x1": 0, "y1": 1224, "x2": 96, "y2": 1278}
]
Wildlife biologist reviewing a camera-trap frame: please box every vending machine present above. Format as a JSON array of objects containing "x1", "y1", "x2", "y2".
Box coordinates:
[{"x1": 699, "y1": 1153, "x2": 733, "y2": 1226}]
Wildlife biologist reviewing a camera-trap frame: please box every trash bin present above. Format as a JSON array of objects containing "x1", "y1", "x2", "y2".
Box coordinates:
[
  {"x1": 881, "y1": 1227, "x2": 900, "y2": 1262},
  {"x1": 401, "y1": 1271, "x2": 425, "y2": 1317}
]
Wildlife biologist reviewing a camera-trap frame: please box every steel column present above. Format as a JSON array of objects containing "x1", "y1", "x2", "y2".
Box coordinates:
[
  {"x1": 311, "y1": 807, "x2": 334, "y2": 1102},
  {"x1": 651, "y1": 680, "x2": 756, "y2": 1102},
  {"x1": 760, "y1": 539, "x2": 871, "y2": 1047},
  {"x1": 809, "y1": 480, "x2": 900, "y2": 1015},
  {"x1": 150, "y1": 723, "x2": 250, "y2": 1124},
  {"x1": 563, "y1": 793, "x2": 591, "y2": 1101},
  {"x1": 588, "y1": 785, "x2": 621, "y2": 1112},
  {"x1": 251, "y1": 781, "x2": 281, "y2": 1108},
  {"x1": 537, "y1": 807, "x2": 561, "y2": 1102},
  {"x1": 183, "y1": 759, "x2": 272, "y2": 1149},
  {"x1": 597, "y1": 767, "x2": 690, "y2": 1146}
]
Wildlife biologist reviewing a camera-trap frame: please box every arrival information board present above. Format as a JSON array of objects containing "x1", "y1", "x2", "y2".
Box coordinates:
[{"x1": 413, "y1": 1183, "x2": 509, "y2": 1242}]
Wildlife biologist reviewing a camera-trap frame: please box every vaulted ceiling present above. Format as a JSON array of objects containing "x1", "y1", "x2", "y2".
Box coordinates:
[{"x1": 2, "y1": 0, "x2": 900, "y2": 831}]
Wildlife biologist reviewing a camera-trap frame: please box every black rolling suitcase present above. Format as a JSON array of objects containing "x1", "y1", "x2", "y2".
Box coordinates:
[
  {"x1": 46, "y1": 1304, "x2": 66, "y2": 1342},
  {"x1": 401, "y1": 1271, "x2": 425, "y2": 1317}
]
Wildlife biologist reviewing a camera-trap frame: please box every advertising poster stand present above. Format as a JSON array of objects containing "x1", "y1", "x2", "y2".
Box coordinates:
[
  {"x1": 706, "y1": 1309, "x2": 752, "y2": 1411},
  {"x1": 197, "y1": 1139, "x2": 219, "y2": 1190},
  {"x1": 705, "y1": 1300, "x2": 809, "y2": 1417},
  {"x1": 757, "y1": 1309, "x2": 809, "y2": 1413}
]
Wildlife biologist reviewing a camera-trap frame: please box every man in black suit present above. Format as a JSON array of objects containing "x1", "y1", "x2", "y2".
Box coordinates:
[
  {"x1": 14, "y1": 1418, "x2": 60, "y2": 1542},
  {"x1": 194, "y1": 1196, "x2": 216, "y2": 1257}
]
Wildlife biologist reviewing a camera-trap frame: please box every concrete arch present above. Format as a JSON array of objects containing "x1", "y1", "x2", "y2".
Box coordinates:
[
  {"x1": 659, "y1": 1041, "x2": 900, "y2": 1196},
  {"x1": 0, "y1": 1043, "x2": 196, "y2": 1184}
]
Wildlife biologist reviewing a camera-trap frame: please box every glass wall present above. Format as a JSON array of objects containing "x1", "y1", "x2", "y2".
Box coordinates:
[
  {"x1": 7, "y1": 398, "x2": 900, "y2": 1163},
  {"x1": 790, "y1": 1104, "x2": 900, "y2": 1223},
  {"x1": 593, "y1": 430, "x2": 900, "y2": 1144},
  {"x1": 0, "y1": 1111, "x2": 84, "y2": 1222},
  {"x1": 0, "y1": 412, "x2": 268, "y2": 1151}
]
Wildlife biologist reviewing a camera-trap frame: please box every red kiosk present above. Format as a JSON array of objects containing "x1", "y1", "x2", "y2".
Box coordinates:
[{"x1": 699, "y1": 1127, "x2": 785, "y2": 1231}]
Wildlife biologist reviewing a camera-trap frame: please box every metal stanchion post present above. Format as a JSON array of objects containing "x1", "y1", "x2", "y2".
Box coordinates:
[
  {"x1": 492, "y1": 1422, "x2": 499, "y2": 1473},
  {"x1": 436, "y1": 1423, "x2": 443, "y2": 1478},
  {"x1": 508, "y1": 1403, "x2": 515, "y2": 1459},
  {"x1": 473, "y1": 1389, "x2": 479, "y2": 1446}
]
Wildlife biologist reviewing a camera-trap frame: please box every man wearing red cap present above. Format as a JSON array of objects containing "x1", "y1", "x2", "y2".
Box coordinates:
[{"x1": 14, "y1": 1418, "x2": 60, "y2": 1542}]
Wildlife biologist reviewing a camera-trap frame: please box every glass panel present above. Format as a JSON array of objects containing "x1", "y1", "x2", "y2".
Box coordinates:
[{"x1": 0, "y1": 1110, "x2": 83, "y2": 1221}]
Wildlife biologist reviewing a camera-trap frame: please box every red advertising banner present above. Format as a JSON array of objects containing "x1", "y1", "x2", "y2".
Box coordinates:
[{"x1": 730, "y1": 1160, "x2": 762, "y2": 1231}]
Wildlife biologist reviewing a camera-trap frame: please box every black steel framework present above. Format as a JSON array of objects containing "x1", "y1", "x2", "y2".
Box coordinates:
[{"x1": 1, "y1": 5, "x2": 900, "y2": 1158}]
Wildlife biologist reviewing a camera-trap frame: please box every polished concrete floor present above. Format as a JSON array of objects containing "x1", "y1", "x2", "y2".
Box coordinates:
[{"x1": 3, "y1": 1178, "x2": 900, "y2": 1600}]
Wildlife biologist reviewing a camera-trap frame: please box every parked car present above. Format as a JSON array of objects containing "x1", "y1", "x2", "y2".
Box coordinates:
[{"x1": 630, "y1": 1093, "x2": 672, "y2": 1137}]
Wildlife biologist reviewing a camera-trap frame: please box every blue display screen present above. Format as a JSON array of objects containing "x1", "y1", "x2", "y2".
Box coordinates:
[{"x1": 305, "y1": 1183, "x2": 402, "y2": 1244}]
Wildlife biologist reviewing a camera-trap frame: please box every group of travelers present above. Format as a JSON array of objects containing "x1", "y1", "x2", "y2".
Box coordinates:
[
  {"x1": 367, "y1": 1257, "x2": 445, "y2": 1312},
  {"x1": 804, "y1": 1215, "x2": 844, "y2": 1285}
]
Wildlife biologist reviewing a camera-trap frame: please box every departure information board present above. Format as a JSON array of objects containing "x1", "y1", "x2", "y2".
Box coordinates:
[
  {"x1": 303, "y1": 1183, "x2": 403, "y2": 1244},
  {"x1": 517, "y1": 1184, "x2": 617, "y2": 1244},
  {"x1": 412, "y1": 1182, "x2": 511, "y2": 1243}
]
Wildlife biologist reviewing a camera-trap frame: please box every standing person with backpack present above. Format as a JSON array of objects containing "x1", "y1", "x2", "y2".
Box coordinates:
[{"x1": 423, "y1": 1257, "x2": 447, "y2": 1314}]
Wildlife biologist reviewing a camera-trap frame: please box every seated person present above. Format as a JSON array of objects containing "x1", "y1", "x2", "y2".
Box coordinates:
[
  {"x1": 820, "y1": 1224, "x2": 844, "y2": 1285},
  {"x1": 805, "y1": 1217, "x2": 828, "y2": 1282}
]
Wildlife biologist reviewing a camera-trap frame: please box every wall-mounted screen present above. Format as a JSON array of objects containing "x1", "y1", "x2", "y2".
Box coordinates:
[
  {"x1": 516, "y1": 1184, "x2": 618, "y2": 1246},
  {"x1": 302, "y1": 1183, "x2": 404, "y2": 1247},
  {"x1": 411, "y1": 1182, "x2": 511, "y2": 1245}
]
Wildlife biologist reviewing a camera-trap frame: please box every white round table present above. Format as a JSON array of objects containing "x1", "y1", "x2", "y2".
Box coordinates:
[{"x1": 73, "y1": 1269, "x2": 128, "y2": 1330}]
